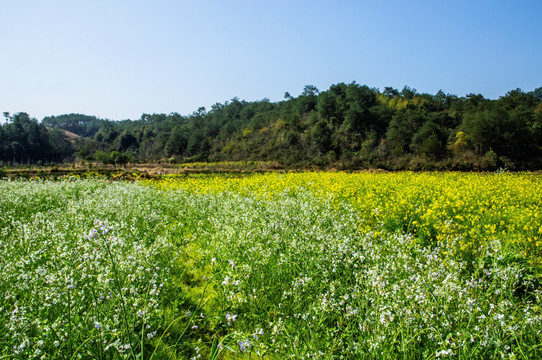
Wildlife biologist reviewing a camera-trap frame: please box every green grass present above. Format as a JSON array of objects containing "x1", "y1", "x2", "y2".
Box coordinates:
[{"x1": 0, "y1": 178, "x2": 541, "y2": 359}]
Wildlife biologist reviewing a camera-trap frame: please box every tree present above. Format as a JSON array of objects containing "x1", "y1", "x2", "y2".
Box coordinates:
[
  {"x1": 411, "y1": 121, "x2": 446, "y2": 158},
  {"x1": 48, "y1": 128, "x2": 74, "y2": 161},
  {"x1": 297, "y1": 85, "x2": 320, "y2": 114},
  {"x1": 344, "y1": 83, "x2": 378, "y2": 135},
  {"x1": 461, "y1": 102, "x2": 532, "y2": 161},
  {"x1": 461, "y1": 109, "x2": 497, "y2": 155},
  {"x1": 386, "y1": 111, "x2": 424, "y2": 156},
  {"x1": 383, "y1": 87, "x2": 399, "y2": 97},
  {"x1": 117, "y1": 131, "x2": 138, "y2": 152},
  {"x1": 316, "y1": 91, "x2": 337, "y2": 121},
  {"x1": 165, "y1": 125, "x2": 188, "y2": 156},
  {"x1": 1, "y1": 83, "x2": 537, "y2": 170},
  {"x1": 401, "y1": 86, "x2": 417, "y2": 100},
  {"x1": 95, "y1": 150, "x2": 111, "y2": 165},
  {"x1": 186, "y1": 130, "x2": 207, "y2": 156},
  {"x1": 448, "y1": 131, "x2": 471, "y2": 156},
  {"x1": 1, "y1": 113, "x2": 51, "y2": 163},
  {"x1": 310, "y1": 118, "x2": 332, "y2": 154},
  {"x1": 42, "y1": 113, "x2": 103, "y2": 136},
  {"x1": 302, "y1": 85, "x2": 319, "y2": 97},
  {"x1": 110, "y1": 151, "x2": 131, "y2": 166}
]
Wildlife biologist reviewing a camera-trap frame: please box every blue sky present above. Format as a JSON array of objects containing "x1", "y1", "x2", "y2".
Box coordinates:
[{"x1": 1, "y1": 0, "x2": 541, "y2": 121}]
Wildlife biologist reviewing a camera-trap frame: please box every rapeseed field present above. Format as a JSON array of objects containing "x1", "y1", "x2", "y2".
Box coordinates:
[{"x1": 1, "y1": 172, "x2": 541, "y2": 359}]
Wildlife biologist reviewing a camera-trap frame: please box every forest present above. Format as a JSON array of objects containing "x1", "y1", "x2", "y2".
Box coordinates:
[{"x1": 2, "y1": 83, "x2": 542, "y2": 170}]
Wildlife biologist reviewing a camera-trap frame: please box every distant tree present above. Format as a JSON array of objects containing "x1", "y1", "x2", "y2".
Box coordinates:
[
  {"x1": 344, "y1": 83, "x2": 378, "y2": 135},
  {"x1": 532, "y1": 105, "x2": 542, "y2": 144},
  {"x1": 186, "y1": 130, "x2": 206, "y2": 156},
  {"x1": 42, "y1": 113, "x2": 103, "y2": 136},
  {"x1": 448, "y1": 131, "x2": 471, "y2": 156},
  {"x1": 302, "y1": 85, "x2": 320, "y2": 97},
  {"x1": 464, "y1": 93, "x2": 487, "y2": 110},
  {"x1": 461, "y1": 109, "x2": 497, "y2": 155},
  {"x1": 297, "y1": 85, "x2": 320, "y2": 114},
  {"x1": 117, "y1": 131, "x2": 138, "y2": 151},
  {"x1": 316, "y1": 91, "x2": 337, "y2": 121},
  {"x1": 110, "y1": 151, "x2": 130, "y2": 166},
  {"x1": 386, "y1": 111, "x2": 424, "y2": 156},
  {"x1": 95, "y1": 150, "x2": 111, "y2": 165},
  {"x1": 383, "y1": 87, "x2": 399, "y2": 97},
  {"x1": 14, "y1": 82, "x2": 540, "y2": 170},
  {"x1": 165, "y1": 125, "x2": 188, "y2": 156},
  {"x1": 1, "y1": 113, "x2": 51, "y2": 163},
  {"x1": 76, "y1": 138, "x2": 99, "y2": 160},
  {"x1": 311, "y1": 118, "x2": 332, "y2": 154},
  {"x1": 401, "y1": 86, "x2": 417, "y2": 100},
  {"x1": 500, "y1": 88, "x2": 539, "y2": 108},
  {"x1": 48, "y1": 128, "x2": 74, "y2": 161},
  {"x1": 0, "y1": 126, "x2": 4, "y2": 159},
  {"x1": 411, "y1": 120, "x2": 446, "y2": 158},
  {"x1": 461, "y1": 101, "x2": 532, "y2": 161}
]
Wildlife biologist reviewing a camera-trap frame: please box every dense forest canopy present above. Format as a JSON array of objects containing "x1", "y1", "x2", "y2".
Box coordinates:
[{"x1": 2, "y1": 83, "x2": 542, "y2": 170}]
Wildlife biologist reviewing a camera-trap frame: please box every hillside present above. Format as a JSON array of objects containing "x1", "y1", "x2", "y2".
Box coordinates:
[{"x1": 2, "y1": 83, "x2": 542, "y2": 170}]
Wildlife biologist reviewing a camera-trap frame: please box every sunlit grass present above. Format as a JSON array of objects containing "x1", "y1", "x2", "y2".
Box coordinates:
[{"x1": 1, "y1": 173, "x2": 541, "y2": 358}]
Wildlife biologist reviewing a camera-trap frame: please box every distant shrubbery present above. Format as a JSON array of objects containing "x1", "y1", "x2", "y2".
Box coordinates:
[{"x1": 3, "y1": 84, "x2": 542, "y2": 170}]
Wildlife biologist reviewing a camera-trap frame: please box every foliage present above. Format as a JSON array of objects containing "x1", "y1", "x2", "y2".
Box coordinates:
[
  {"x1": 4, "y1": 84, "x2": 542, "y2": 169},
  {"x1": 0, "y1": 112, "x2": 72, "y2": 164},
  {"x1": 2, "y1": 173, "x2": 542, "y2": 359}
]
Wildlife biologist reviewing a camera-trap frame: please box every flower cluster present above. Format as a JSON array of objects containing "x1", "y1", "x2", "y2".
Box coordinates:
[{"x1": 2, "y1": 173, "x2": 542, "y2": 358}]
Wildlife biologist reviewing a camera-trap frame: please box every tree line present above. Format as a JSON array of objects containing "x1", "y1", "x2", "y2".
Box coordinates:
[{"x1": 2, "y1": 83, "x2": 542, "y2": 170}]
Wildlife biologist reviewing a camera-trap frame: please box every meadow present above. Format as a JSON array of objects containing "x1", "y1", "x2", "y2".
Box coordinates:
[{"x1": 1, "y1": 172, "x2": 541, "y2": 359}]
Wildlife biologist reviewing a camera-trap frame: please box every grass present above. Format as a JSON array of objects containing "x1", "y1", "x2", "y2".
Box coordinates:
[{"x1": 0, "y1": 172, "x2": 541, "y2": 359}]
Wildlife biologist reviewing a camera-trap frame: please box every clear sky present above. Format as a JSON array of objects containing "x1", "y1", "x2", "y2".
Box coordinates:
[{"x1": 1, "y1": 0, "x2": 541, "y2": 121}]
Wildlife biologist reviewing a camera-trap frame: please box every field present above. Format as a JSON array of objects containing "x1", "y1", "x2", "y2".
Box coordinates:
[{"x1": 1, "y1": 172, "x2": 541, "y2": 359}]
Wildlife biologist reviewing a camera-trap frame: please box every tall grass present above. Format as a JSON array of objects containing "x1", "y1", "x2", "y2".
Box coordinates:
[{"x1": 0, "y1": 175, "x2": 541, "y2": 358}]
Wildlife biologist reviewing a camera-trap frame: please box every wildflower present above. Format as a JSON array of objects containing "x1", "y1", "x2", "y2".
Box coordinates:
[
  {"x1": 239, "y1": 340, "x2": 251, "y2": 352},
  {"x1": 85, "y1": 228, "x2": 98, "y2": 240},
  {"x1": 253, "y1": 328, "x2": 264, "y2": 339},
  {"x1": 436, "y1": 349, "x2": 454, "y2": 357},
  {"x1": 225, "y1": 313, "x2": 238, "y2": 326}
]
